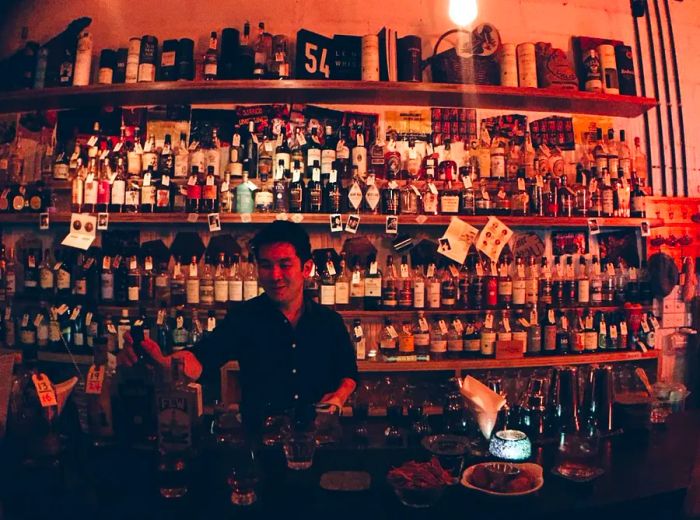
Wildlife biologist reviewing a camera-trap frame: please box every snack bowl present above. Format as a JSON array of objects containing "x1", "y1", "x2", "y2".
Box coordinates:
[
  {"x1": 388, "y1": 480, "x2": 446, "y2": 508},
  {"x1": 461, "y1": 462, "x2": 543, "y2": 496}
]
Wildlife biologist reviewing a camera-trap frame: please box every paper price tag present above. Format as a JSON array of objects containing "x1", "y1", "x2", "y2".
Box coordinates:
[
  {"x1": 429, "y1": 183, "x2": 439, "y2": 195},
  {"x1": 32, "y1": 373, "x2": 57, "y2": 407},
  {"x1": 291, "y1": 213, "x2": 304, "y2": 224},
  {"x1": 448, "y1": 265, "x2": 460, "y2": 277},
  {"x1": 484, "y1": 313, "x2": 494, "y2": 329},
  {"x1": 453, "y1": 319, "x2": 464, "y2": 334},
  {"x1": 113, "y1": 142, "x2": 123, "y2": 153},
  {"x1": 85, "y1": 312, "x2": 93, "y2": 326},
  {"x1": 369, "y1": 261, "x2": 378, "y2": 275},
  {"x1": 187, "y1": 213, "x2": 199, "y2": 223},
  {"x1": 207, "y1": 317, "x2": 216, "y2": 332},
  {"x1": 386, "y1": 325, "x2": 398, "y2": 339},
  {"x1": 650, "y1": 315, "x2": 660, "y2": 329},
  {"x1": 620, "y1": 322, "x2": 628, "y2": 336},
  {"x1": 34, "y1": 314, "x2": 44, "y2": 327},
  {"x1": 107, "y1": 323, "x2": 117, "y2": 334},
  {"x1": 400, "y1": 264, "x2": 409, "y2": 278},
  {"x1": 548, "y1": 309, "x2": 555, "y2": 323},
  {"x1": 419, "y1": 317, "x2": 429, "y2": 332},
  {"x1": 354, "y1": 325, "x2": 364, "y2": 339},
  {"x1": 518, "y1": 318, "x2": 530, "y2": 328},
  {"x1": 85, "y1": 365, "x2": 106, "y2": 395},
  {"x1": 503, "y1": 318, "x2": 511, "y2": 333},
  {"x1": 641, "y1": 318, "x2": 650, "y2": 333},
  {"x1": 21, "y1": 314, "x2": 29, "y2": 327},
  {"x1": 610, "y1": 325, "x2": 618, "y2": 339},
  {"x1": 415, "y1": 215, "x2": 427, "y2": 224},
  {"x1": 438, "y1": 319, "x2": 448, "y2": 334},
  {"x1": 606, "y1": 262, "x2": 615, "y2": 276}
]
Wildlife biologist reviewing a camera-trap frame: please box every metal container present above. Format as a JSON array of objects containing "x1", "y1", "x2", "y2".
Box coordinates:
[
  {"x1": 361, "y1": 35, "x2": 380, "y2": 81},
  {"x1": 516, "y1": 43, "x2": 537, "y2": 88},
  {"x1": 499, "y1": 43, "x2": 518, "y2": 87}
]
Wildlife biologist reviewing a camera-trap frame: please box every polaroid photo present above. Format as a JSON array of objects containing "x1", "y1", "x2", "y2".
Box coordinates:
[
  {"x1": 640, "y1": 220, "x2": 651, "y2": 237},
  {"x1": 208, "y1": 213, "x2": 222, "y2": 232},
  {"x1": 39, "y1": 212, "x2": 50, "y2": 230},
  {"x1": 96, "y1": 212, "x2": 109, "y2": 230},
  {"x1": 385, "y1": 215, "x2": 398, "y2": 235},
  {"x1": 346, "y1": 214, "x2": 360, "y2": 234},
  {"x1": 329, "y1": 213, "x2": 343, "y2": 233},
  {"x1": 438, "y1": 237, "x2": 452, "y2": 253},
  {"x1": 588, "y1": 218, "x2": 601, "y2": 235}
]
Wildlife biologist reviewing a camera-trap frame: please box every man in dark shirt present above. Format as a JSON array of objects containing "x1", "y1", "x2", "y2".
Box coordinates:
[{"x1": 120, "y1": 221, "x2": 357, "y2": 431}]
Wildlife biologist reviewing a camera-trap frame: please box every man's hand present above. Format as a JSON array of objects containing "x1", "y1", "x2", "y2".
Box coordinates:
[
  {"x1": 117, "y1": 331, "x2": 169, "y2": 368},
  {"x1": 319, "y1": 392, "x2": 344, "y2": 411}
]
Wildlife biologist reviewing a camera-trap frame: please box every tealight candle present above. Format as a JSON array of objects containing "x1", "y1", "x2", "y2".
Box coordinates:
[{"x1": 489, "y1": 429, "x2": 532, "y2": 461}]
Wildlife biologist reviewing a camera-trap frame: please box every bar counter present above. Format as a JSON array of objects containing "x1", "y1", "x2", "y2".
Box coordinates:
[{"x1": 2, "y1": 410, "x2": 698, "y2": 520}]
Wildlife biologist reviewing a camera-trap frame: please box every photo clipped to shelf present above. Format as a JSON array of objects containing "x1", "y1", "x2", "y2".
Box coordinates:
[
  {"x1": 385, "y1": 216, "x2": 398, "y2": 235},
  {"x1": 330, "y1": 214, "x2": 343, "y2": 233},
  {"x1": 39, "y1": 213, "x2": 50, "y2": 230},
  {"x1": 208, "y1": 213, "x2": 221, "y2": 232},
  {"x1": 587, "y1": 218, "x2": 600, "y2": 235},
  {"x1": 96, "y1": 213, "x2": 109, "y2": 230},
  {"x1": 346, "y1": 215, "x2": 360, "y2": 234},
  {"x1": 640, "y1": 221, "x2": 651, "y2": 237}
]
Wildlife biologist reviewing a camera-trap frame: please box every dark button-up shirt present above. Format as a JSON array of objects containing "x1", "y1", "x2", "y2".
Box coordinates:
[{"x1": 191, "y1": 293, "x2": 357, "y2": 429}]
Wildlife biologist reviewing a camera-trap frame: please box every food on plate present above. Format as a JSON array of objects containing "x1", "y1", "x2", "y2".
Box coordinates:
[{"x1": 387, "y1": 457, "x2": 453, "y2": 489}]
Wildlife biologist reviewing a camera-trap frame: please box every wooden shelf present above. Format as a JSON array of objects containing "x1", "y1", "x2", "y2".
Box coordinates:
[
  {"x1": 0, "y1": 211, "x2": 664, "y2": 229},
  {"x1": 0, "y1": 80, "x2": 657, "y2": 117},
  {"x1": 222, "y1": 350, "x2": 658, "y2": 375}
]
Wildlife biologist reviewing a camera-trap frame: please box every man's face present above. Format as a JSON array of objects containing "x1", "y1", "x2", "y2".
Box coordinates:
[{"x1": 256, "y1": 242, "x2": 312, "y2": 306}]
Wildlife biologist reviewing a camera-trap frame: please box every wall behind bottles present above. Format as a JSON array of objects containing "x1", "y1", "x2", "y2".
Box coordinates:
[{"x1": 0, "y1": 0, "x2": 697, "y2": 196}]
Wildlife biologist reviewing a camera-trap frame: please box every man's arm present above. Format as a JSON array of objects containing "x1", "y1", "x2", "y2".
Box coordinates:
[
  {"x1": 319, "y1": 313, "x2": 359, "y2": 410},
  {"x1": 320, "y1": 377, "x2": 357, "y2": 410}
]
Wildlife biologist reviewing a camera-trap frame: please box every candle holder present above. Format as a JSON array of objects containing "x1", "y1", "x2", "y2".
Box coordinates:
[{"x1": 488, "y1": 429, "x2": 532, "y2": 461}]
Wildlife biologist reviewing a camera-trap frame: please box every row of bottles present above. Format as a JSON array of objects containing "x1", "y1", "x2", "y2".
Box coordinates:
[
  {"x1": 305, "y1": 252, "x2": 653, "y2": 312},
  {"x1": 0, "y1": 301, "x2": 219, "y2": 357},
  {"x1": 350, "y1": 307, "x2": 657, "y2": 361}
]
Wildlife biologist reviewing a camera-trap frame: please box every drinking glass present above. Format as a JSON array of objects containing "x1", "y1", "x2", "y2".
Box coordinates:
[
  {"x1": 228, "y1": 448, "x2": 261, "y2": 506},
  {"x1": 158, "y1": 451, "x2": 190, "y2": 499},
  {"x1": 283, "y1": 423, "x2": 317, "y2": 470}
]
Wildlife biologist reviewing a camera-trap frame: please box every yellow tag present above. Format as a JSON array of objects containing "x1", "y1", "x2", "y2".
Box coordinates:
[
  {"x1": 85, "y1": 365, "x2": 105, "y2": 395},
  {"x1": 32, "y1": 373, "x2": 58, "y2": 407},
  {"x1": 484, "y1": 313, "x2": 494, "y2": 329}
]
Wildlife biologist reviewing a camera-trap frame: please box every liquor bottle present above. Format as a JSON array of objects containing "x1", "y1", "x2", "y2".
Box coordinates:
[
  {"x1": 346, "y1": 168, "x2": 364, "y2": 214},
  {"x1": 508, "y1": 256, "x2": 525, "y2": 309},
  {"x1": 483, "y1": 260, "x2": 498, "y2": 310},
  {"x1": 461, "y1": 319, "x2": 479, "y2": 358},
  {"x1": 568, "y1": 310, "x2": 585, "y2": 354},
  {"x1": 480, "y1": 311, "x2": 496, "y2": 357},
  {"x1": 349, "y1": 256, "x2": 365, "y2": 310},
  {"x1": 363, "y1": 254, "x2": 382, "y2": 311},
  {"x1": 397, "y1": 255, "x2": 413, "y2": 310},
  {"x1": 167, "y1": 259, "x2": 184, "y2": 307},
  {"x1": 243, "y1": 121, "x2": 259, "y2": 179},
  {"x1": 82, "y1": 158, "x2": 98, "y2": 213},
  {"x1": 468, "y1": 255, "x2": 484, "y2": 310},
  {"x1": 397, "y1": 320, "x2": 415, "y2": 358},
  {"x1": 556, "y1": 312, "x2": 570, "y2": 354},
  {"x1": 21, "y1": 250, "x2": 38, "y2": 297},
  {"x1": 497, "y1": 260, "x2": 513, "y2": 309},
  {"x1": 551, "y1": 256, "x2": 564, "y2": 307},
  {"x1": 511, "y1": 311, "x2": 528, "y2": 354},
  {"x1": 363, "y1": 173, "x2": 380, "y2": 214},
  {"x1": 184, "y1": 256, "x2": 200, "y2": 305},
  {"x1": 458, "y1": 263, "x2": 470, "y2": 308},
  {"x1": 351, "y1": 319, "x2": 366, "y2": 360},
  {"x1": 95, "y1": 158, "x2": 111, "y2": 213},
  {"x1": 542, "y1": 305, "x2": 557, "y2": 354},
  {"x1": 204, "y1": 309, "x2": 217, "y2": 339},
  {"x1": 252, "y1": 22, "x2": 272, "y2": 78},
  {"x1": 607, "y1": 129, "x2": 619, "y2": 177},
  {"x1": 184, "y1": 166, "x2": 201, "y2": 214},
  {"x1": 159, "y1": 134, "x2": 175, "y2": 178},
  {"x1": 305, "y1": 265, "x2": 319, "y2": 304},
  {"x1": 171, "y1": 311, "x2": 189, "y2": 352},
  {"x1": 440, "y1": 179, "x2": 460, "y2": 215},
  {"x1": 426, "y1": 262, "x2": 441, "y2": 310},
  {"x1": 600, "y1": 170, "x2": 614, "y2": 217},
  {"x1": 257, "y1": 130, "x2": 273, "y2": 179},
  {"x1": 214, "y1": 253, "x2": 229, "y2": 303},
  {"x1": 288, "y1": 160, "x2": 305, "y2": 213},
  {"x1": 39, "y1": 248, "x2": 55, "y2": 300},
  {"x1": 199, "y1": 260, "x2": 214, "y2": 306},
  {"x1": 243, "y1": 254, "x2": 258, "y2": 301},
  {"x1": 321, "y1": 125, "x2": 337, "y2": 177},
  {"x1": 227, "y1": 254, "x2": 243, "y2": 302},
  {"x1": 306, "y1": 161, "x2": 322, "y2": 213},
  {"x1": 596, "y1": 312, "x2": 608, "y2": 351},
  {"x1": 562, "y1": 256, "x2": 576, "y2": 305},
  {"x1": 381, "y1": 255, "x2": 398, "y2": 309},
  {"x1": 633, "y1": 137, "x2": 648, "y2": 183},
  {"x1": 274, "y1": 130, "x2": 291, "y2": 174},
  {"x1": 188, "y1": 309, "x2": 202, "y2": 349},
  {"x1": 440, "y1": 265, "x2": 457, "y2": 309},
  {"x1": 126, "y1": 256, "x2": 141, "y2": 303},
  {"x1": 203, "y1": 31, "x2": 218, "y2": 80},
  {"x1": 154, "y1": 261, "x2": 170, "y2": 305},
  {"x1": 142, "y1": 134, "x2": 158, "y2": 173},
  {"x1": 399, "y1": 176, "x2": 420, "y2": 215},
  {"x1": 413, "y1": 312, "x2": 430, "y2": 356},
  {"x1": 320, "y1": 252, "x2": 336, "y2": 307},
  {"x1": 429, "y1": 318, "x2": 448, "y2": 361},
  {"x1": 351, "y1": 127, "x2": 368, "y2": 178},
  {"x1": 236, "y1": 171, "x2": 255, "y2": 214},
  {"x1": 218, "y1": 172, "x2": 233, "y2": 213},
  {"x1": 593, "y1": 128, "x2": 608, "y2": 173},
  {"x1": 383, "y1": 136, "x2": 401, "y2": 179},
  {"x1": 536, "y1": 257, "x2": 551, "y2": 306},
  {"x1": 110, "y1": 158, "x2": 127, "y2": 212},
  {"x1": 70, "y1": 158, "x2": 85, "y2": 213},
  {"x1": 98, "y1": 255, "x2": 114, "y2": 303},
  {"x1": 422, "y1": 171, "x2": 439, "y2": 215},
  {"x1": 334, "y1": 253, "x2": 350, "y2": 310},
  {"x1": 305, "y1": 127, "x2": 322, "y2": 173},
  {"x1": 413, "y1": 263, "x2": 426, "y2": 310},
  {"x1": 445, "y1": 316, "x2": 463, "y2": 359},
  {"x1": 522, "y1": 306, "x2": 539, "y2": 355},
  {"x1": 601, "y1": 259, "x2": 616, "y2": 305},
  {"x1": 381, "y1": 170, "x2": 400, "y2": 215},
  {"x1": 174, "y1": 132, "x2": 190, "y2": 179},
  {"x1": 155, "y1": 168, "x2": 173, "y2": 213},
  {"x1": 496, "y1": 311, "x2": 513, "y2": 348},
  {"x1": 324, "y1": 164, "x2": 343, "y2": 214},
  {"x1": 379, "y1": 318, "x2": 398, "y2": 360},
  {"x1": 254, "y1": 171, "x2": 273, "y2": 213},
  {"x1": 137, "y1": 165, "x2": 155, "y2": 213},
  {"x1": 630, "y1": 175, "x2": 647, "y2": 218}
]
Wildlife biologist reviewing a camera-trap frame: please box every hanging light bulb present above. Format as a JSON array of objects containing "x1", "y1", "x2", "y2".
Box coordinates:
[{"x1": 449, "y1": 0, "x2": 479, "y2": 27}]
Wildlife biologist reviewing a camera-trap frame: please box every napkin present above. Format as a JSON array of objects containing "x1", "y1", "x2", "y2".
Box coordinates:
[{"x1": 460, "y1": 375, "x2": 507, "y2": 439}]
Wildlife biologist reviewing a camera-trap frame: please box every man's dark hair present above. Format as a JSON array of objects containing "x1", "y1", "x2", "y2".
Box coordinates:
[{"x1": 250, "y1": 221, "x2": 312, "y2": 264}]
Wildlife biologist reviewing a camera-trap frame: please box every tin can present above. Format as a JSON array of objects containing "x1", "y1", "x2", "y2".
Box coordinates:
[
  {"x1": 516, "y1": 43, "x2": 537, "y2": 88},
  {"x1": 597, "y1": 44, "x2": 620, "y2": 95},
  {"x1": 397, "y1": 35, "x2": 422, "y2": 82},
  {"x1": 499, "y1": 43, "x2": 518, "y2": 87},
  {"x1": 98, "y1": 49, "x2": 116, "y2": 85},
  {"x1": 73, "y1": 31, "x2": 93, "y2": 86},
  {"x1": 362, "y1": 35, "x2": 379, "y2": 81},
  {"x1": 126, "y1": 37, "x2": 141, "y2": 83}
]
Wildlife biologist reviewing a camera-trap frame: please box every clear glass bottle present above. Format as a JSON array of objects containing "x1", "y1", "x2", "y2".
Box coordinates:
[
  {"x1": 429, "y1": 318, "x2": 448, "y2": 361},
  {"x1": 227, "y1": 254, "x2": 244, "y2": 302},
  {"x1": 243, "y1": 254, "x2": 258, "y2": 301},
  {"x1": 185, "y1": 256, "x2": 200, "y2": 305},
  {"x1": 199, "y1": 260, "x2": 214, "y2": 305}
]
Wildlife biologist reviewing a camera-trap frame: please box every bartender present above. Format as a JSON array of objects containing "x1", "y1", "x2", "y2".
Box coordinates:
[{"x1": 119, "y1": 221, "x2": 358, "y2": 431}]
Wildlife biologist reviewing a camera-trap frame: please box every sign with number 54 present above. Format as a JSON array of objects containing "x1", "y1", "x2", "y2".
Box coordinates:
[{"x1": 296, "y1": 29, "x2": 332, "y2": 79}]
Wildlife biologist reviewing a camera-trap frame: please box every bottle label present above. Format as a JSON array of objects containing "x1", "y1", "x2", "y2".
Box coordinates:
[
  {"x1": 440, "y1": 194, "x2": 460, "y2": 213},
  {"x1": 427, "y1": 282, "x2": 441, "y2": 308},
  {"x1": 335, "y1": 281, "x2": 349, "y2": 304},
  {"x1": 243, "y1": 280, "x2": 258, "y2": 300},
  {"x1": 413, "y1": 281, "x2": 425, "y2": 308},
  {"x1": 430, "y1": 339, "x2": 447, "y2": 353},
  {"x1": 364, "y1": 278, "x2": 382, "y2": 297},
  {"x1": 186, "y1": 280, "x2": 200, "y2": 303},
  {"x1": 480, "y1": 332, "x2": 496, "y2": 355},
  {"x1": 320, "y1": 285, "x2": 336, "y2": 305},
  {"x1": 578, "y1": 279, "x2": 590, "y2": 303},
  {"x1": 214, "y1": 280, "x2": 228, "y2": 302},
  {"x1": 512, "y1": 280, "x2": 526, "y2": 304},
  {"x1": 229, "y1": 280, "x2": 243, "y2": 301}
]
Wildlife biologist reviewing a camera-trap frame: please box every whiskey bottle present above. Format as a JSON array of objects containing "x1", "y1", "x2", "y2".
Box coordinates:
[
  {"x1": 556, "y1": 312, "x2": 570, "y2": 354},
  {"x1": 172, "y1": 311, "x2": 189, "y2": 352},
  {"x1": 175, "y1": 132, "x2": 190, "y2": 179},
  {"x1": 96, "y1": 159, "x2": 111, "y2": 213},
  {"x1": 323, "y1": 164, "x2": 343, "y2": 214},
  {"x1": 243, "y1": 122, "x2": 259, "y2": 179},
  {"x1": 140, "y1": 165, "x2": 156, "y2": 213},
  {"x1": 156, "y1": 169, "x2": 173, "y2": 213},
  {"x1": 351, "y1": 319, "x2": 366, "y2": 360},
  {"x1": 288, "y1": 160, "x2": 305, "y2": 213},
  {"x1": 397, "y1": 255, "x2": 414, "y2": 309},
  {"x1": 227, "y1": 254, "x2": 243, "y2": 302},
  {"x1": 538, "y1": 257, "x2": 552, "y2": 306},
  {"x1": 600, "y1": 170, "x2": 614, "y2": 217},
  {"x1": 497, "y1": 260, "x2": 513, "y2": 309},
  {"x1": 199, "y1": 260, "x2": 214, "y2": 306},
  {"x1": 257, "y1": 130, "x2": 273, "y2": 180},
  {"x1": 235, "y1": 171, "x2": 255, "y2": 214},
  {"x1": 203, "y1": 31, "x2": 218, "y2": 80},
  {"x1": 480, "y1": 311, "x2": 496, "y2": 358},
  {"x1": 141, "y1": 134, "x2": 158, "y2": 173},
  {"x1": 381, "y1": 255, "x2": 398, "y2": 309},
  {"x1": 440, "y1": 265, "x2": 457, "y2": 309},
  {"x1": 200, "y1": 166, "x2": 219, "y2": 213},
  {"x1": 185, "y1": 167, "x2": 201, "y2": 214},
  {"x1": 254, "y1": 171, "x2": 274, "y2": 213},
  {"x1": 381, "y1": 170, "x2": 400, "y2": 215},
  {"x1": 630, "y1": 174, "x2": 647, "y2": 218},
  {"x1": 563, "y1": 256, "x2": 576, "y2": 305},
  {"x1": 542, "y1": 305, "x2": 557, "y2": 354},
  {"x1": 349, "y1": 256, "x2": 365, "y2": 310},
  {"x1": 607, "y1": 129, "x2": 619, "y2": 177},
  {"x1": 320, "y1": 252, "x2": 337, "y2": 307},
  {"x1": 71, "y1": 158, "x2": 85, "y2": 213},
  {"x1": 447, "y1": 316, "x2": 464, "y2": 359},
  {"x1": 460, "y1": 171, "x2": 476, "y2": 215},
  {"x1": 413, "y1": 262, "x2": 426, "y2": 310},
  {"x1": 429, "y1": 318, "x2": 448, "y2": 361},
  {"x1": 110, "y1": 158, "x2": 127, "y2": 213},
  {"x1": 304, "y1": 262, "x2": 320, "y2": 303},
  {"x1": 363, "y1": 173, "x2": 380, "y2": 214},
  {"x1": 577, "y1": 256, "x2": 590, "y2": 305},
  {"x1": 307, "y1": 161, "x2": 323, "y2": 213},
  {"x1": 274, "y1": 130, "x2": 291, "y2": 174},
  {"x1": 159, "y1": 134, "x2": 175, "y2": 178},
  {"x1": 83, "y1": 158, "x2": 98, "y2": 213},
  {"x1": 414, "y1": 312, "x2": 430, "y2": 356},
  {"x1": 100, "y1": 255, "x2": 114, "y2": 302},
  {"x1": 551, "y1": 256, "x2": 564, "y2": 307},
  {"x1": 400, "y1": 176, "x2": 420, "y2": 215},
  {"x1": 379, "y1": 318, "x2": 398, "y2": 360},
  {"x1": 219, "y1": 172, "x2": 233, "y2": 213},
  {"x1": 170, "y1": 259, "x2": 186, "y2": 307},
  {"x1": 185, "y1": 256, "x2": 200, "y2": 305},
  {"x1": 440, "y1": 180, "x2": 460, "y2": 215},
  {"x1": 243, "y1": 254, "x2": 258, "y2": 301},
  {"x1": 214, "y1": 253, "x2": 229, "y2": 303},
  {"x1": 512, "y1": 256, "x2": 526, "y2": 308},
  {"x1": 346, "y1": 167, "x2": 364, "y2": 214},
  {"x1": 422, "y1": 172, "x2": 439, "y2": 215},
  {"x1": 398, "y1": 320, "x2": 415, "y2": 358},
  {"x1": 351, "y1": 127, "x2": 368, "y2": 179},
  {"x1": 39, "y1": 248, "x2": 55, "y2": 300},
  {"x1": 334, "y1": 253, "x2": 350, "y2": 310},
  {"x1": 425, "y1": 262, "x2": 441, "y2": 310},
  {"x1": 363, "y1": 254, "x2": 382, "y2": 311},
  {"x1": 126, "y1": 256, "x2": 141, "y2": 303}
]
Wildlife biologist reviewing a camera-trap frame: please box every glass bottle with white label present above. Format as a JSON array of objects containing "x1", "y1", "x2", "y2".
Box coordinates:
[
  {"x1": 349, "y1": 256, "x2": 365, "y2": 310},
  {"x1": 379, "y1": 318, "x2": 398, "y2": 360},
  {"x1": 414, "y1": 312, "x2": 431, "y2": 356},
  {"x1": 422, "y1": 172, "x2": 439, "y2": 215},
  {"x1": 381, "y1": 255, "x2": 398, "y2": 309},
  {"x1": 126, "y1": 256, "x2": 141, "y2": 303},
  {"x1": 185, "y1": 256, "x2": 200, "y2": 305},
  {"x1": 243, "y1": 254, "x2": 258, "y2": 301},
  {"x1": 413, "y1": 263, "x2": 426, "y2": 310},
  {"x1": 480, "y1": 311, "x2": 496, "y2": 358},
  {"x1": 214, "y1": 253, "x2": 229, "y2": 303},
  {"x1": 320, "y1": 252, "x2": 336, "y2": 307},
  {"x1": 334, "y1": 252, "x2": 350, "y2": 310},
  {"x1": 227, "y1": 254, "x2": 244, "y2": 302},
  {"x1": 425, "y1": 262, "x2": 441, "y2": 310},
  {"x1": 429, "y1": 318, "x2": 448, "y2": 361},
  {"x1": 363, "y1": 254, "x2": 382, "y2": 311},
  {"x1": 199, "y1": 260, "x2": 215, "y2": 305}
]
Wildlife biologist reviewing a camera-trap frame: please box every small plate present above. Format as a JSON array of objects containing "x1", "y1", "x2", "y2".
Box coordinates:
[
  {"x1": 552, "y1": 463, "x2": 604, "y2": 483},
  {"x1": 461, "y1": 462, "x2": 544, "y2": 496},
  {"x1": 421, "y1": 435, "x2": 471, "y2": 456}
]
